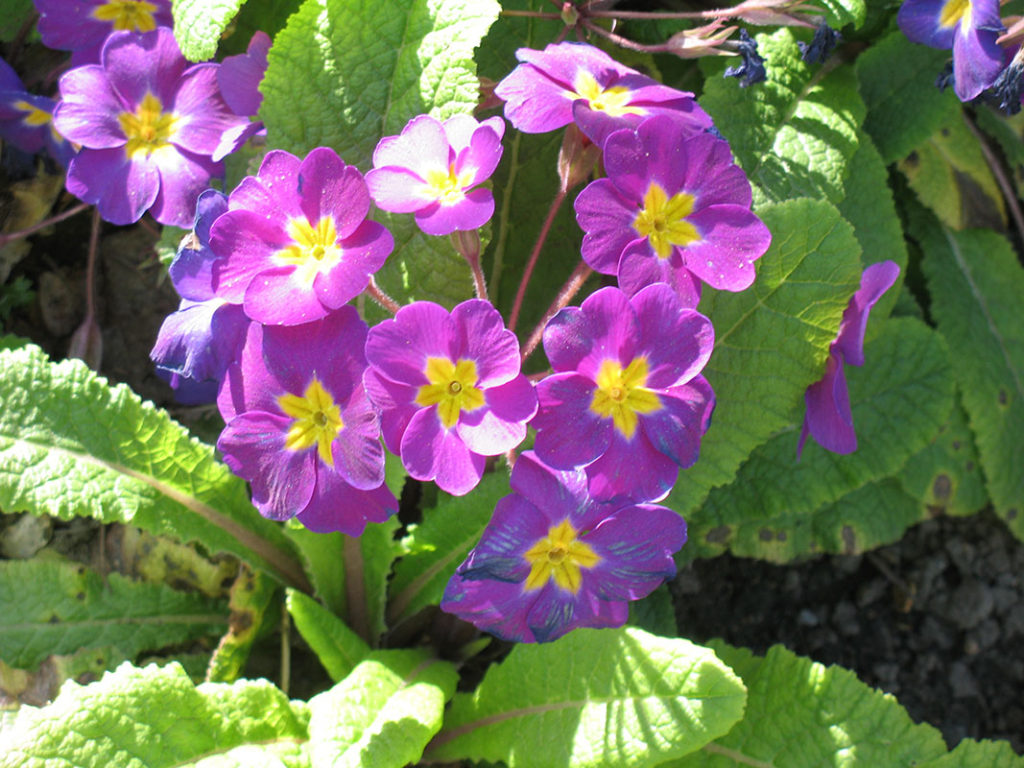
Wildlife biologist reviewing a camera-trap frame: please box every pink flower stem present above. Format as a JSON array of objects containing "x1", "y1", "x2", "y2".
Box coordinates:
[
  {"x1": 500, "y1": 9, "x2": 563, "y2": 18},
  {"x1": 343, "y1": 533, "x2": 372, "y2": 644},
  {"x1": 508, "y1": 187, "x2": 568, "y2": 333},
  {"x1": 520, "y1": 260, "x2": 594, "y2": 363},
  {"x1": 84, "y1": 207, "x2": 100, "y2": 325},
  {"x1": 0, "y1": 201, "x2": 90, "y2": 248},
  {"x1": 365, "y1": 276, "x2": 402, "y2": 314}
]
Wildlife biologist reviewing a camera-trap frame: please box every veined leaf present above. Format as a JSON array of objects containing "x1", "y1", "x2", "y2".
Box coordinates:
[
  {"x1": 286, "y1": 589, "x2": 370, "y2": 682},
  {"x1": 260, "y1": 0, "x2": 499, "y2": 309},
  {"x1": 898, "y1": 389, "x2": 989, "y2": 518},
  {"x1": 0, "y1": 662, "x2": 309, "y2": 767},
  {"x1": 306, "y1": 650, "x2": 457, "y2": 768},
  {"x1": 919, "y1": 226, "x2": 1024, "y2": 538},
  {"x1": 919, "y1": 739, "x2": 1024, "y2": 767},
  {"x1": 388, "y1": 470, "x2": 509, "y2": 625},
  {"x1": 665, "y1": 199, "x2": 863, "y2": 514},
  {"x1": 172, "y1": 0, "x2": 247, "y2": 61},
  {"x1": 699, "y1": 29, "x2": 866, "y2": 205},
  {"x1": 0, "y1": 345, "x2": 309, "y2": 590},
  {"x1": 857, "y1": 31, "x2": 961, "y2": 164},
  {"x1": 815, "y1": 0, "x2": 866, "y2": 29},
  {"x1": 427, "y1": 627, "x2": 746, "y2": 768},
  {"x1": 0, "y1": 559, "x2": 226, "y2": 670},
  {"x1": 688, "y1": 317, "x2": 953, "y2": 562},
  {"x1": 664, "y1": 643, "x2": 949, "y2": 767}
]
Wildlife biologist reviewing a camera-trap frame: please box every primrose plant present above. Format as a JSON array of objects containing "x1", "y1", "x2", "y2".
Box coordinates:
[{"x1": 1, "y1": 0, "x2": 1022, "y2": 766}]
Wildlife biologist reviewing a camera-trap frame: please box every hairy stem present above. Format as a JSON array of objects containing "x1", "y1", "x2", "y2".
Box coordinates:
[
  {"x1": 509, "y1": 187, "x2": 568, "y2": 333},
  {"x1": 521, "y1": 260, "x2": 594, "y2": 363},
  {"x1": 366, "y1": 276, "x2": 402, "y2": 314},
  {"x1": 0, "y1": 202, "x2": 90, "y2": 248},
  {"x1": 343, "y1": 533, "x2": 371, "y2": 644}
]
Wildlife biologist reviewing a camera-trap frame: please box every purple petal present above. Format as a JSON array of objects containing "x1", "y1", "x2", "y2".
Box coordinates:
[
  {"x1": 575, "y1": 179, "x2": 639, "y2": 275},
  {"x1": 525, "y1": 582, "x2": 627, "y2": 643},
  {"x1": 441, "y1": 576, "x2": 538, "y2": 643},
  {"x1": 532, "y1": 373, "x2": 611, "y2": 469},
  {"x1": 218, "y1": 31, "x2": 271, "y2": 117},
  {"x1": 681, "y1": 205, "x2": 771, "y2": 292},
  {"x1": 400, "y1": 406, "x2": 485, "y2": 495},
  {"x1": 53, "y1": 65, "x2": 127, "y2": 148},
  {"x1": 218, "y1": 411, "x2": 316, "y2": 520},
  {"x1": 149, "y1": 147, "x2": 221, "y2": 228},
  {"x1": 834, "y1": 260, "x2": 901, "y2": 366},
  {"x1": 641, "y1": 376, "x2": 715, "y2": 469},
  {"x1": 169, "y1": 189, "x2": 229, "y2": 301},
  {"x1": 457, "y1": 374, "x2": 536, "y2": 455},
  {"x1": 365, "y1": 302, "x2": 458, "y2": 385},
  {"x1": 102, "y1": 29, "x2": 186, "y2": 108},
  {"x1": 543, "y1": 287, "x2": 638, "y2": 379},
  {"x1": 800, "y1": 352, "x2": 856, "y2": 456},
  {"x1": 452, "y1": 299, "x2": 521, "y2": 387},
  {"x1": 150, "y1": 299, "x2": 248, "y2": 383},
  {"x1": 313, "y1": 220, "x2": 393, "y2": 309},
  {"x1": 297, "y1": 149, "x2": 371, "y2": 239},
  {"x1": 363, "y1": 369, "x2": 419, "y2": 454},
  {"x1": 585, "y1": 504, "x2": 684, "y2": 600},
  {"x1": 297, "y1": 476, "x2": 396, "y2": 535},
  {"x1": 631, "y1": 284, "x2": 714, "y2": 387},
  {"x1": 585, "y1": 429, "x2": 679, "y2": 503},
  {"x1": 508, "y1": 450, "x2": 591, "y2": 521},
  {"x1": 171, "y1": 64, "x2": 249, "y2": 156},
  {"x1": 616, "y1": 240, "x2": 702, "y2": 307},
  {"x1": 898, "y1": 0, "x2": 956, "y2": 48},
  {"x1": 953, "y1": 15, "x2": 1005, "y2": 101},
  {"x1": 65, "y1": 147, "x2": 159, "y2": 225}
]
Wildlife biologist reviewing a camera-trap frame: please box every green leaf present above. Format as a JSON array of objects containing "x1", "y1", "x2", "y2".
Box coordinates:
[
  {"x1": 814, "y1": 0, "x2": 866, "y2": 29},
  {"x1": 0, "y1": 662, "x2": 310, "y2": 767},
  {"x1": 0, "y1": 646, "x2": 129, "y2": 706},
  {"x1": 0, "y1": 0, "x2": 31, "y2": 42},
  {"x1": 664, "y1": 643, "x2": 948, "y2": 767},
  {"x1": 0, "y1": 345, "x2": 309, "y2": 590},
  {"x1": 974, "y1": 108, "x2": 1024, "y2": 200},
  {"x1": 306, "y1": 650, "x2": 457, "y2": 768},
  {"x1": 427, "y1": 627, "x2": 746, "y2": 768},
  {"x1": 0, "y1": 559, "x2": 226, "y2": 670},
  {"x1": 358, "y1": 517, "x2": 401, "y2": 643},
  {"x1": 699, "y1": 30, "x2": 866, "y2": 205},
  {"x1": 284, "y1": 526, "x2": 348, "y2": 617},
  {"x1": 897, "y1": 389, "x2": 989, "y2": 518},
  {"x1": 837, "y1": 129, "x2": 908, "y2": 323},
  {"x1": 665, "y1": 199, "x2": 863, "y2": 514},
  {"x1": 857, "y1": 31, "x2": 961, "y2": 164},
  {"x1": 206, "y1": 567, "x2": 278, "y2": 683},
  {"x1": 898, "y1": 114, "x2": 1006, "y2": 230},
  {"x1": 687, "y1": 318, "x2": 953, "y2": 562},
  {"x1": 172, "y1": 0, "x2": 247, "y2": 61},
  {"x1": 919, "y1": 226, "x2": 1024, "y2": 537},
  {"x1": 260, "y1": 0, "x2": 499, "y2": 309},
  {"x1": 388, "y1": 470, "x2": 509, "y2": 624},
  {"x1": 626, "y1": 584, "x2": 677, "y2": 638},
  {"x1": 286, "y1": 589, "x2": 370, "y2": 682},
  {"x1": 919, "y1": 739, "x2": 1024, "y2": 767}
]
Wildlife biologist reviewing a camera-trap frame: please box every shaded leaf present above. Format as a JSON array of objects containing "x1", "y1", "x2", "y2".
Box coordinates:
[
  {"x1": 172, "y1": 0, "x2": 247, "y2": 61},
  {"x1": 286, "y1": 589, "x2": 369, "y2": 683},
  {"x1": 206, "y1": 567, "x2": 277, "y2": 683}
]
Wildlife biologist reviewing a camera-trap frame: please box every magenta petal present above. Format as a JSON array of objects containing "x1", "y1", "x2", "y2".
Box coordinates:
[
  {"x1": 544, "y1": 287, "x2": 638, "y2": 378},
  {"x1": 586, "y1": 429, "x2": 678, "y2": 502},
  {"x1": 457, "y1": 375, "x2": 536, "y2": 455},
  {"x1": 314, "y1": 221, "x2": 393, "y2": 309},
  {"x1": 298, "y1": 150, "x2": 370, "y2": 238},
  {"x1": 641, "y1": 376, "x2": 716, "y2": 469},
  {"x1": 229, "y1": 151, "x2": 303, "y2": 216},
  {"x1": 575, "y1": 179, "x2": 639, "y2": 275},
  {"x1": 494, "y1": 63, "x2": 576, "y2": 134},
  {"x1": 53, "y1": 65, "x2": 127, "y2": 148},
  {"x1": 366, "y1": 167, "x2": 430, "y2": 213},
  {"x1": 297, "y1": 476, "x2": 396, "y2": 535},
  {"x1": 244, "y1": 266, "x2": 328, "y2": 325},
  {"x1": 363, "y1": 369, "x2": 419, "y2": 453},
  {"x1": 452, "y1": 299, "x2": 521, "y2": 387},
  {"x1": 459, "y1": 119, "x2": 505, "y2": 186},
  {"x1": 103, "y1": 29, "x2": 186, "y2": 107},
  {"x1": 66, "y1": 147, "x2": 159, "y2": 225},
  {"x1": 331, "y1": 412, "x2": 386, "y2": 491},
  {"x1": 415, "y1": 187, "x2": 494, "y2": 235},
  {"x1": 834, "y1": 260, "x2": 901, "y2": 366},
  {"x1": 681, "y1": 205, "x2": 771, "y2": 292},
  {"x1": 210, "y1": 209, "x2": 290, "y2": 303},
  {"x1": 585, "y1": 506, "x2": 684, "y2": 600},
  {"x1": 171, "y1": 64, "x2": 247, "y2": 156},
  {"x1": 802, "y1": 353, "x2": 856, "y2": 455},
  {"x1": 218, "y1": 411, "x2": 316, "y2": 520},
  {"x1": 372, "y1": 115, "x2": 452, "y2": 178},
  {"x1": 401, "y1": 406, "x2": 485, "y2": 495},
  {"x1": 365, "y1": 302, "x2": 458, "y2": 384},
  {"x1": 533, "y1": 373, "x2": 611, "y2": 469},
  {"x1": 149, "y1": 148, "x2": 221, "y2": 227},
  {"x1": 631, "y1": 284, "x2": 714, "y2": 386}
]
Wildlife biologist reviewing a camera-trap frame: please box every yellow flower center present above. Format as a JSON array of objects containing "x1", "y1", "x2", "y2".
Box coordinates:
[
  {"x1": 523, "y1": 519, "x2": 601, "y2": 594},
  {"x1": 277, "y1": 378, "x2": 344, "y2": 466},
  {"x1": 415, "y1": 357, "x2": 485, "y2": 429},
  {"x1": 13, "y1": 100, "x2": 51, "y2": 127},
  {"x1": 273, "y1": 217, "x2": 343, "y2": 286},
  {"x1": 572, "y1": 71, "x2": 646, "y2": 118},
  {"x1": 118, "y1": 92, "x2": 177, "y2": 159},
  {"x1": 632, "y1": 182, "x2": 700, "y2": 259},
  {"x1": 589, "y1": 357, "x2": 661, "y2": 439},
  {"x1": 92, "y1": 0, "x2": 159, "y2": 32},
  {"x1": 423, "y1": 162, "x2": 476, "y2": 205},
  {"x1": 938, "y1": 0, "x2": 970, "y2": 28}
]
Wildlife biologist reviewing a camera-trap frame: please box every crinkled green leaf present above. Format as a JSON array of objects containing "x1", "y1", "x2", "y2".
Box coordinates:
[
  {"x1": 688, "y1": 317, "x2": 952, "y2": 562},
  {"x1": 307, "y1": 650, "x2": 457, "y2": 768},
  {"x1": 0, "y1": 662, "x2": 310, "y2": 767},
  {"x1": 261, "y1": 0, "x2": 500, "y2": 309},
  {"x1": 665, "y1": 643, "x2": 948, "y2": 767},
  {"x1": 837, "y1": 129, "x2": 907, "y2": 322},
  {"x1": 815, "y1": 0, "x2": 866, "y2": 29},
  {"x1": 898, "y1": 389, "x2": 989, "y2": 517},
  {"x1": 0, "y1": 646, "x2": 129, "y2": 706},
  {"x1": 919, "y1": 226, "x2": 1024, "y2": 537},
  {"x1": 206, "y1": 567, "x2": 277, "y2": 683},
  {"x1": 0, "y1": 345, "x2": 308, "y2": 589},
  {"x1": 857, "y1": 31, "x2": 961, "y2": 164},
  {"x1": 665, "y1": 199, "x2": 863, "y2": 514},
  {"x1": 919, "y1": 739, "x2": 1024, "y2": 767},
  {"x1": 899, "y1": 114, "x2": 1006, "y2": 230},
  {"x1": 700, "y1": 30, "x2": 866, "y2": 205},
  {"x1": 388, "y1": 470, "x2": 509, "y2": 624},
  {"x1": 0, "y1": 558, "x2": 226, "y2": 671},
  {"x1": 286, "y1": 589, "x2": 369, "y2": 682},
  {"x1": 427, "y1": 627, "x2": 746, "y2": 768},
  {"x1": 172, "y1": 0, "x2": 247, "y2": 61}
]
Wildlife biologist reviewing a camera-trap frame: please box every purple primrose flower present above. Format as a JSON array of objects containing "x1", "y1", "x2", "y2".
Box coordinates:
[
  {"x1": 533, "y1": 284, "x2": 715, "y2": 503},
  {"x1": 366, "y1": 114, "x2": 505, "y2": 236},
  {"x1": 218, "y1": 31, "x2": 271, "y2": 118},
  {"x1": 209, "y1": 147, "x2": 393, "y2": 326},
  {"x1": 363, "y1": 299, "x2": 537, "y2": 496},
  {"x1": 0, "y1": 58, "x2": 74, "y2": 165},
  {"x1": 34, "y1": 0, "x2": 174, "y2": 65},
  {"x1": 575, "y1": 116, "x2": 771, "y2": 303},
  {"x1": 898, "y1": 0, "x2": 1005, "y2": 100},
  {"x1": 150, "y1": 189, "x2": 249, "y2": 401},
  {"x1": 494, "y1": 41, "x2": 713, "y2": 147},
  {"x1": 440, "y1": 451, "x2": 686, "y2": 643},
  {"x1": 217, "y1": 308, "x2": 397, "y2": 535},
  {"x1": 52, "y1": 28, "x2": 250, "y2": 226},
  {"x1": 798, "y1": 261, "x2": 901, "y2": 457}
]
